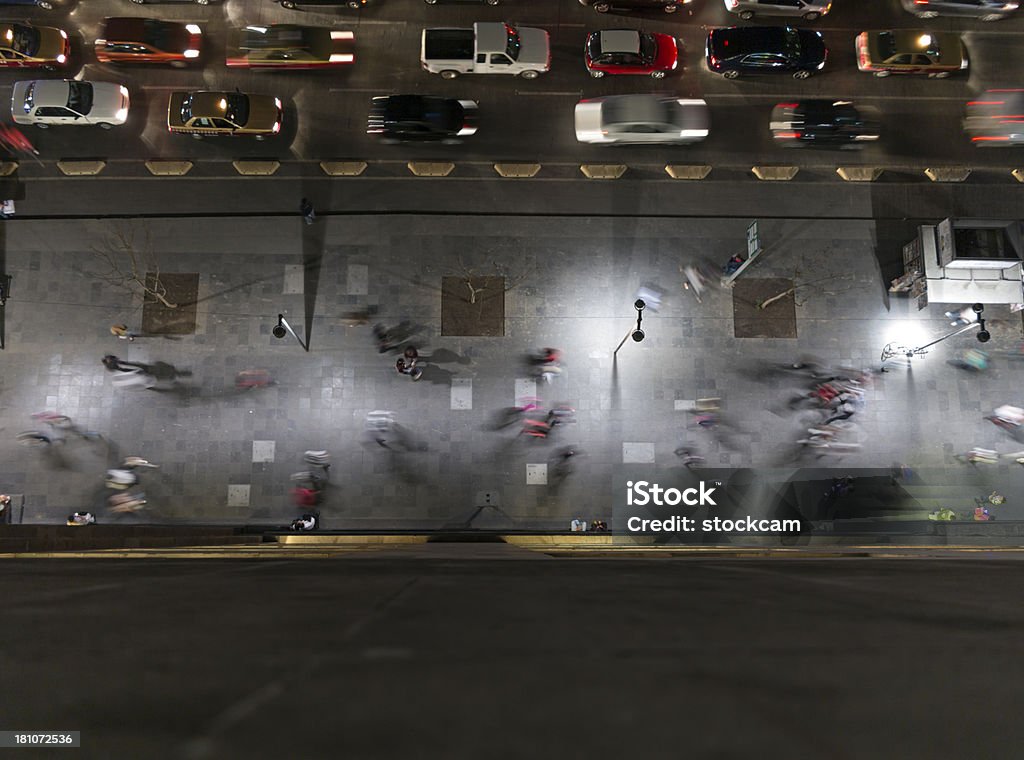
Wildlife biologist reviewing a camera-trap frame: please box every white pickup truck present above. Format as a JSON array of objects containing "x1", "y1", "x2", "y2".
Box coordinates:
[{"x1": 420, "y1": 22, "x2": 550, "y2": 79}]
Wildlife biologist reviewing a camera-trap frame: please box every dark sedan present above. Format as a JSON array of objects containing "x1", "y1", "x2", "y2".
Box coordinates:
[
  {"x1": 770, "y1": 100, "x2": 880, "y2": 147},
  {"x1": 367, "y1": 94, "x2": 477, "y2": 142},
  {"x1": 705, "y1": 26, "x2": 827, "y2": 79}
]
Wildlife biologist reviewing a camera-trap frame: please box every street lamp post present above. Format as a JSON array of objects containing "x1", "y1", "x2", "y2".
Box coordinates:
[
  {"x1": 613, "y1": 299, "x2": 646, "y2": 356},
  {"x1": 272, "y1": 314, "x2": 308, "y2": 351},
  {"x1": 881, "y1": 303, "x2": 990, "y2": 365}
]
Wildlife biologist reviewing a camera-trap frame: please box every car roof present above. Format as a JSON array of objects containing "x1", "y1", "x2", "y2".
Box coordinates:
[
  {"x1": 710, "y1": 26, "x2": 788, "y2": 57},
  {"x1": 102, "y1": 17, "x2": 159, "y2": 41},
  {"x1": 186, "y1": 91, "x2": 234, "y2": 117},
  {"x1": 868, "y1": 29, "x2": 962, "y2": 51},
  {"x1": 595, "y1": 29, "x2": 640, "y2": 55},
  {"x1": 240, "y1": 24, "x2": 316, "y2": 50}
]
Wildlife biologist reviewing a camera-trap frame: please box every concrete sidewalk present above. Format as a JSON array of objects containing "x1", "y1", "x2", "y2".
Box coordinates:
[{"x1": 2, "y1": 215, "x2": 1023, "y2": 535}]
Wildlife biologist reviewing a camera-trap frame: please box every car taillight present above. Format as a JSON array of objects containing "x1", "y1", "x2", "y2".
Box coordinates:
[
  {"x1": 709, "y1": 55, "x2": 717, "y2": 68},
  {"x1": 727, "y1": 0, "x2": 738, "y2": 6}
]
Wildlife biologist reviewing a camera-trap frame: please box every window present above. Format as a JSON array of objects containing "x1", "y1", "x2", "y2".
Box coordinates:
[
  {"x1": 35, "y1": 106, "x2": 74, "y2": 118},
  {"x1": 887, "y1": 54, "x2": 912, "y2": 65},
  {"x1": 489, "y1": 53, "x2": 511, "y2": 65}
]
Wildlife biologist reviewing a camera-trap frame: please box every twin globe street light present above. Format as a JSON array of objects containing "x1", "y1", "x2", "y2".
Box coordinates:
[
  {"x1": 613, "y1": 299, "x2": 646, "y2": 356},
  {"x1": 880, "y1": 302, "x2": 990, "y2": 365}
]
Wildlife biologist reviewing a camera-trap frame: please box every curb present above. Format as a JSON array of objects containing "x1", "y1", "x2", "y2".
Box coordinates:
[
  {"x1": 57, "y1": 160, "x2": 106, "y2": 176},
  {"x1": 493, "y1": 163, "x2": 541, "y2": 178},
  {"x1": 233, "y1": 160, "x2": 280, "y2": 176},
  {"x1": 320, "y1": 161, "x2": 368, "y2": 177},
  {"x1": 664, "y1": 164, "x2": 712, "y2": 180},
  {"x1": 0, "y1": 161, "x2": 17, "y2": 177},
  {"x1": 752, "y1": 166, "x2": 799, "y2": 181},
  {"x1": 407, "y1": 161, "x2": 455, "y2": 177},
  {"x1": 1012, "y1": 169, "x2": 1024, "y2": 183},
  {"x1": 580, "y1": 164, "x2": 627, "y2": 180},
  {"x1": 145, "y1": 160, "x2": 193, "y2": 177}
]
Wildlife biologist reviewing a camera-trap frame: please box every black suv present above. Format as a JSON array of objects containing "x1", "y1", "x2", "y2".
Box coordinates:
[
  {"x1": 706, "y1": 26, "x2": 827, "y2": 79},
  {"x1": 769, "y1": 100, "x2": 880, "y2": 147},
  {"x1": 367, "y1": 94, "x2": 478, "y2": 143},
  {"x1": 578, "y1": 0, "x2": 690, "y2": 13}
]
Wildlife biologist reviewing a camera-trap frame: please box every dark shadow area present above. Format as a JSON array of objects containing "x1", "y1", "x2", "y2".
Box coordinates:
[{"x1": 301, "y1": 209, "x2": 327, "y2": 350}]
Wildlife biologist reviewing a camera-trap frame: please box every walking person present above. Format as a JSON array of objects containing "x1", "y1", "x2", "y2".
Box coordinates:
[
  {"x1": 66, "y1": 511, "x2": 96, "y2": 526},
  {"x1": 303, "y1": 450, "x2": 331, "y2": 481},
  {"x1": 110, "y1": 324, "x2": 139, "y2": 342},
  {"x1": 300, "y1": 197, "x2": 316, "y2": 225},
  {"x1": 396, "y1": 346, "x2": 423, "y2": 381}
]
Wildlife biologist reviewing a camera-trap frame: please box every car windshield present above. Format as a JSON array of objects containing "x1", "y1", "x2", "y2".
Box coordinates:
[
  {"x1": 605, "y1": 97, "x2": 672, "y2": 128},
  {"x1": 784, "y1": 27, "x2": 801, "y2": 60},
  {"x1": 66, "y1": 81, "x2": 93, "y2": 115},
  {"x1": 639, "y1": 33, "x2": 657, "y2": 63},
  {"x1": 420, "y1": 98, "x2": 458, "y2": 128},
  {"x1": 877, "y1": 32, "x2": 897, "y2": 59},
  {"x1": 143, "y1": 19, "x2": 170, "y2": 50},
  {"x1": 242, "y1": 25, "x2": 312, "y2": 51},
  {"x1": 224, "y1": 92, "x2": 250, "y2": 126},
  {"x1": 9, "y1": 24, "x2": 40, "y2": 56},
  {"x1": 504, "y1": 25, "x2": 520, "y2": 61}
]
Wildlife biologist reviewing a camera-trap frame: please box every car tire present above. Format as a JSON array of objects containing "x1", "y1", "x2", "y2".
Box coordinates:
[
  {"x1": 38, "y1": 0, "x2": 54, "y2": 8},
  {"x1": 593, "y1": 2, "x2": 611, "y2": 11},
  {"x1": 34, "y1": 123, "x2": 49, "y2": 129},
  {"x1": 441, "y1": 138, "x2": 461, "y2": 145},
  {"x1": 980, "y1": 13, "x2": 1002, "y2": 21},
  {"x1": 191, "y1": 133, "x2": 203, "y2": 140},
  {"x1": 281, "y1": 0, "x2": 296, "y2": 8},
  {"x1": 873, "y1": 70, "x2": 890, "y2": 78},
  {"x1": 520, "y1": 69, "x2": 539, "y2": 79},
  {"x1": 487, "y1": 0, "x2": 500, "y2": 5},
  {"x1": 651, "y1": 70, "x2": 666, "y2": 79},
  {"x1": 663, "y1": 3, "x2": 679, "y2": 12},
  {"x1": 792, "y1": 70, "x2": 811, "y2": 80},
  {"x1": 933, "y1": 71, "x2": 950, "y2": 79},
  {"x1": 915, "y1": 11, "x2": 939, "y2": 18},
  {"x1": 195, "y1": 0, "x2": 210, "y2": 5},
  {"x1": 130, "y1": 0, "x2": 145, "y2": 4},
  {"x1": 98, "y1": 123, "x2": 113, "y2": 130},
  {"x1": 739, "y1": 11, "x2": 754, "y2": 20},
  {"x1": 348, "y1": 0, "x2": 361, "y2": 7},
  {"x1": 440, "y1": 70, "x2": 459, "y2": 79},
  {"x1": 722, "y1": 70, "x2": 739, "y2": 79},
  {"x1": 255, "y1": 135, "x2": 266, "y2": 141},
  {"x1": 803, "y1": 11, "x2": 820, "y2": 20},
  {"x1": 589, "y1": 69, "x2": 604, "y2": 78},
  {"x1": 425, "y1": 0, "x2": 437, "y2": 3}
]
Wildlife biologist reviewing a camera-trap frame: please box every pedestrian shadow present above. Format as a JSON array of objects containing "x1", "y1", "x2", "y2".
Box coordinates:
[
  {"x1": 421, "y1": 348, "x2": 471, "y2": 366},
  {"x1": 418, "y1": 365, "x2": 457, "y2": 385}
]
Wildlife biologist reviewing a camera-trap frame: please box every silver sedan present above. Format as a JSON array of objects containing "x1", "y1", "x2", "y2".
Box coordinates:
[{"x1": 574, "y1": 94, "x2": 709, "y2": 145}]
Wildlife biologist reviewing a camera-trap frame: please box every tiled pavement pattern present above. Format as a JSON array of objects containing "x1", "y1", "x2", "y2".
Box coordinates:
[{"x1": 3, "y1": 215, "x2": 1024, "y2": 530}]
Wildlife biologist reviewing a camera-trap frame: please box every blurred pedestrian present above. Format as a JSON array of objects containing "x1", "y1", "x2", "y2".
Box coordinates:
[
  {"x1": 102, "y1": 354, "x2": 124, "y2": 372},
  {"x1": 570, "y1": 518, "x2": 588, "y2": 532},
  {"x1": 396, "y1": 355, "x2": 423, "y2": 381},
  {"x1": 590, "y1": 520, "x2": 608, "y2": 532},
  {"x1": 300, "y1": 197, "x2": 316, "y2": 225},
  {"x1": 304, "y1": 450, "x2": 331, "y2": 480},
  {"x1": 110, "y1": 324, "x2": 139, "y2": 341},
  {"x1": 109, "y1": 491, "x2": 147, "y2": 513},
  {"x1": 945, "y1": 306, "x2": 979, "y2": 327},
  {"x1": 235, "y1": 369, "x2": 274, "y2": 390},
  {"x1": 106, "y1": 468, "x2": 139, "y2": 490}
]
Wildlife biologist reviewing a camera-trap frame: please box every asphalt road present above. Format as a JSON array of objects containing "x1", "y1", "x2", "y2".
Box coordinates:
[{"x1": 4, "y1": 0, "x2": 1024, "y2": 167}]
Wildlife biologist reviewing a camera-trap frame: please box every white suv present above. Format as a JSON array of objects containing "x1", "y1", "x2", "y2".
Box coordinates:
[{"x1": 724, "y1": 0, "x2": 831, "y2": 20}]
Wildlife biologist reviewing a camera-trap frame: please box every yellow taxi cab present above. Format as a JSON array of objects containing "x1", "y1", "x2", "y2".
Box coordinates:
[
  {"x1": 0, "y1": 23, "x2": 69, "y2": 69},
  {"x1": 167, "y1": 90, "x2": 283, "y2": 139},
  {"x1": 856, "y1": 30, "x2": 966, "y2": 78},
  {"x1": 225, "y1": 24, "x2": 354, "y2": 69}
]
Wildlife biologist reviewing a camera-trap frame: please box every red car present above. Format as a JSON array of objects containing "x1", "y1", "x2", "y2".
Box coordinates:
[{"x1": 584, "y1": 29, "x2": 678, "y2": 78}]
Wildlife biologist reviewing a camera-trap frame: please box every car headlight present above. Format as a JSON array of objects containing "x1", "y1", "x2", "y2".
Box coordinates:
[
  {"x1": 961, "y1": 58, "x2": 969, "y2": 70},
  {"x1": 119, "y1": 86, "x2": 129, "y2": 97},
  {"x1": 272, "y1": 121, "x2": 281, "y2": 133},
  {"x1": 186, "y1": 24, "x2": 202, "y2": 35},
  {"x1": 274, "y1": 98, "x2": 282, "y2": 110},
  {"x1": 817, "y1": 61, "x2": 825, "y2": 69},
  {"x1": 115, "y1": 108, "x2": 128, "y2": 122},
  {"x1": 329, "y1": 54, "x2": 354, "y2": 63},
  {"x1": 59, "y1": 29, "x2": 67, "y2": 39},
  {"x1": 56, "y1": 54, "x2": 66, "y2": 63},
  {"x1": 1004, "y1": 2, "x2": 1019, "y2": 9},
  {"x1": 184, "y1": 49, "x2": 200, "y2": 58}
]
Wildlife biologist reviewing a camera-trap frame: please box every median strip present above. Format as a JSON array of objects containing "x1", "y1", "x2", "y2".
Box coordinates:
[
  {"x1": 145, "y1": 160, "x2": 193, "y2": 177},
  {"x1": 407, "y1": 161, "x2": 455, "y2": 177},
  {"x1": 232, "y1": 160, "x2": 280, "y2": 176},
  {"x1": 664, "y1": 165, "x2": 712, "y2": 181},
  {"x1": 924, "y1": 167, "x2": 971, "y2": 183},
  {"x1": 751, "y1": 166, "x2": 799, "y2": 181},
  {"x1": 493, "y1": 163, "x2": 541, "y2": 178},
  {"x1": 320, "y1": 161, "x2": 368, "y2": 177},
  {"x1": 836, "y1": 167, "x2": 883, "y2": 182},
  {"x1": 57, "y1": 160, "x2": 106, "y2": 177},
  {"x1": 580, "y1": 164, "x2": 627, "y2": 180}
]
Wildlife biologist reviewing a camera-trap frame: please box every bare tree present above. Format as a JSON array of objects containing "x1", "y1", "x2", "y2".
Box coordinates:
[
  {"x1": 88, "y1": 223, "x2": 178, "y2": 309},
  {"x1": 448, "y1": 254, "x2": 534, "y2": 305},
  {"x1": 758, "y1": 271, "x2": 855, "y2": 310}
]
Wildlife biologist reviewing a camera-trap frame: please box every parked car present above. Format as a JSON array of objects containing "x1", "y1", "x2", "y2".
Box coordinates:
[
  {"x1": 575, "y1": 94, "x2": 708, "y2": 145},
  {"x1": 425, "y1": 0, "x2": 499, "y2": 4},
  {"x1": 95, "y1": 18, "x2": 202, "y2": 67},
  {"x1": 963, "y1": 89, "x2": 1024, "y2": 145},
  {"x1": 584, "y1": 29, "x2": 678, "y2": 79},
  {"x1": 167, "y1": 90, "x2": 283, "y2": 138},
  {"x1": 0, "y1": 23, "x2": 68, "y2": 69},
  {"x1": 856, "y1": 30, "x2": 966, "y2": 77},
  {"x1": 769, "y1": 99, "x2": 879, "y2": 147},
  {"x1": 705, "y1": 26, "x2": 826, "y2": 79},
  {"x1": 11, "y1": 79, "x2": 129, "y2": 129},
  {"x1": 226, "y1": 25, "x2": 354, "y2": 68},
  {"x1": 724, "y1": 0, "x2": 831, "y2": 21},
  {"x1": 421, "y1": 22, "x2": 549, "y2": 79},
  {"x1": 128, "y1": 0, "x2": 214, "y2": 4},
  {"x1": 367, "y1": 94, "x2": 477, "y2": 142},
  {"x1": 274, "y1": 0, "x2": 367, "y2": 9},
  {"x1": 900, "y1": 0, "x2": 1018, "y2": 21},
  {"x1": 578, "y1": 0, "x2": 691, "y2": 13}
]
